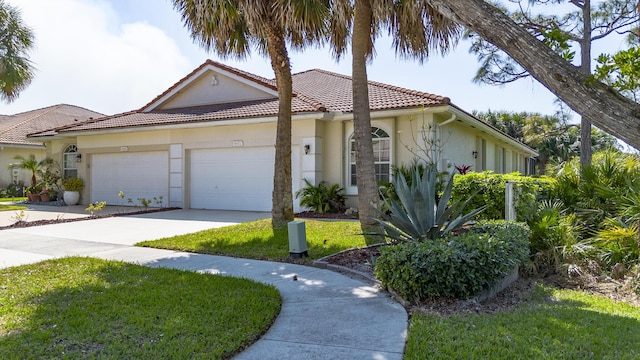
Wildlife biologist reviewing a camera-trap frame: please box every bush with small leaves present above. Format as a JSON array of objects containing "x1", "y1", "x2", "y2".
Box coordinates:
[{"x1": 374, "y1": 220, "x2": 530, "y2": 301}]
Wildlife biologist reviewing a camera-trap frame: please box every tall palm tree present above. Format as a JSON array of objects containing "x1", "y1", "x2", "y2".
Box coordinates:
[
  {"x1": 0, "y1": 0, "x2": 35, "y2": 102},
  {"x1": 173, "y1": 0, "x2": 329, "y2": 229},
  {"x1": 329, "y1": 0, "x2": 460, "y2": 244}
]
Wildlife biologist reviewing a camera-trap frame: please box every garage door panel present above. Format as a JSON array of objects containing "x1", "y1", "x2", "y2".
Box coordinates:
[
  {"x1": 91, "y1": 152, "x2": 169, "y2": 206},
  {"x1": 190, "y1": 147, "x2": 299, "y2": 211}
]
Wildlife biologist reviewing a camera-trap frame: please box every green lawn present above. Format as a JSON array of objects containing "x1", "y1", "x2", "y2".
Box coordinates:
[
  {"x1": 0, "y1": 197, "x2": 27, "y2": 202},
  {"x1": 0, "y1": 257, "x2": 281, "y2": 359},
  {"x1": 0, "y1": 197, "x2": 27, "y2": 212},
  {"x1": 405, "y1": 285, "x2": 640, "y2": 359},
  {"x1": 0, "y1": 204, "x2": 26, "y2": 212},
  {"x1": 138, "y1": 218, "x2": 367, "y2": 262}
]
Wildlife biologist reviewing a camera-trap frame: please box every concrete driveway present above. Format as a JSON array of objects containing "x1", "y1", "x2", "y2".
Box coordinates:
[
  {"x1": 0, "y1": 208, "x2": 270, "y2": 268},
  {"x1": 2, "y1": 207, "x2": 269, "y2": 245}
]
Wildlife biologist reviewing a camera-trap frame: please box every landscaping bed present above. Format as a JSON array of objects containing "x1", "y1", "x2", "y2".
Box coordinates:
[
  {"x1": 321, "y1": 245, "x2": 640, "y2": 315},
  {"x1": 0, "y1": 207, "x2": 180, "y2": 230}
]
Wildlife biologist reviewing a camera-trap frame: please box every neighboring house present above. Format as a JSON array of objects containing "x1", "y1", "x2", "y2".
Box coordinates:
[
  {"x1": 29, "y1": 60, "x2": 537, "y2": 211},
  {"x1": 0, "y1": 104, "x2": 104, "y2": 187}
]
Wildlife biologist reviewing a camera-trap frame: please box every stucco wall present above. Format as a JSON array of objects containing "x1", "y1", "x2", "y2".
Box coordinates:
[
  {"x1": 0, "y1": 147, "x2": 46, "y2": 188},
  {"x1": 159, "y1": 69, "x2": 276, "y2": 110}
]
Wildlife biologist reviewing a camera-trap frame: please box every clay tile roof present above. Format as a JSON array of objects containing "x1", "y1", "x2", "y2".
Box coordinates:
[
  {"x1": 37, "y1": 61, "x2": 450, "y2": 136},
  {"x1": 291, "y1": 68, "x2": 449, "y2": 113},
  {"x1": 0, "y1": 104, "x2": 104, "y2": 145}
]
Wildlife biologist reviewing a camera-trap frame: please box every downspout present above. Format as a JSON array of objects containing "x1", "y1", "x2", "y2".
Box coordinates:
[{"x1": 437, "y1": 113, "x2": 456, "y2": 127}]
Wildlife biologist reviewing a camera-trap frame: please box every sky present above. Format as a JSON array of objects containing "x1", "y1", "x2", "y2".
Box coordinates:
[{"x1": 1, "y1": 0, "x2": 634, "y2": 119}]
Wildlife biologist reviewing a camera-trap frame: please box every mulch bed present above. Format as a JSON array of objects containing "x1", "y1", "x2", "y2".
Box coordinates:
[
  {"x1": 319, "y1": 243, "x2": 640, "y2": 316},
  {"x1": 295, "y1": 211, "x2": 357, "y2": 220}
]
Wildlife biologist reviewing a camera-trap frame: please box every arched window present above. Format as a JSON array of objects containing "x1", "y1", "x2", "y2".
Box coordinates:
[
  {"x1": 63, "y1": 145, "x2": 78, "y2": 179},
  {"x1": 349, "y1": 127, "x2": 391, "y2": 186}
]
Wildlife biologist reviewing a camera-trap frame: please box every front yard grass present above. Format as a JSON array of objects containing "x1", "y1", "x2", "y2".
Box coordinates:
[
  {"x1": 0, "y1": 257, "x2": 281, "y2": 359},
  {"x1": 137, "y1": 218, "x2": 366, "y2": 262},
  {"x1": 0, "y1": 204, "x2": 26, "y2": 212},
  {"x1": 405, "y1": 284, "x2": 640, "y2": 359},
  {"x1": 0, "y1": 197, "x2": 27, "y2": 212}
]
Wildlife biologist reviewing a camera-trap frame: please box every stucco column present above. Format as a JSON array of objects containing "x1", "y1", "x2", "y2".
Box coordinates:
[{"x1": 169, "y1": 144, "x2": 183, "y2": 208}]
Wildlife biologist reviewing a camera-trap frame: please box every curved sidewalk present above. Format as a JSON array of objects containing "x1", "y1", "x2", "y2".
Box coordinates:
[{"x1": 0, "y1": 212, "x2": 408, "y2": 359}]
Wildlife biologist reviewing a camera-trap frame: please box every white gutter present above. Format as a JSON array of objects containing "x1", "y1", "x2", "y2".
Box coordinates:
[
  {"x1": 438, "y1": 113, "x2": 456, "y2": 127},
  {"x1": 447, "y1": 106, "x2": 538, "y2": 156}
]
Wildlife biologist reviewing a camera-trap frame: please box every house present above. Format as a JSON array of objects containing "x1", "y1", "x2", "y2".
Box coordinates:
[
  {"x1": 0, "y1": 104, "x2": 104, "y2": 187},
  {"x1": 29, "y1": 60, "x2": 537, "y2": 211}
]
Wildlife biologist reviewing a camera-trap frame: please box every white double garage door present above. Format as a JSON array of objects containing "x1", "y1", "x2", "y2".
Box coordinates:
[{"x1": 91, "y1": 147, "x2": 299, "y2": 211}]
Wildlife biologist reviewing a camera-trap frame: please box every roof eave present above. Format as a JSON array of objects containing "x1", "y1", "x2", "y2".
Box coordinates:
[{"x1": 447, "y1": 105, "x2": 539, "y2": 157}]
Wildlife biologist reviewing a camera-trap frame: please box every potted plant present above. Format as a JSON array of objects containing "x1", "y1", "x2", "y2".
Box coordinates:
[
  {"x1": 62, "y1": 177, "x2": 84, "y2": 205},
  {"x1": 39, "y1": 189, "x2": 52, "y2": 202}
]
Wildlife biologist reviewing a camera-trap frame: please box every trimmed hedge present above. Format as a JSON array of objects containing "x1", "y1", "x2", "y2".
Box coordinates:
[
  {"x1": 451, "y1": 172, "x2": 556, "y2": 223},
  {"x1": 374, "y1": 221, "x2": 530, "y2": 301}
]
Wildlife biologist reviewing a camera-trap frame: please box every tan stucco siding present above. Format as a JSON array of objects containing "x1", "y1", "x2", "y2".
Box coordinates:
[
  {"x1": 321, "y1": 121, "x2": 344, "y2": 186},
  {"x1": 159, "y1": 69, "x2": 276, "y2": 110},
  {"x1": 0, "y1": 147, "x2": 46, "y2": 187}
]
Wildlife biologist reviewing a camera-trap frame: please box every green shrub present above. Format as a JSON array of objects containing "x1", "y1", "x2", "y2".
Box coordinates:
[
  {"x1": 451, "y1": 172, "x2": 555, "y2": 223},
  {"x1": 63, "y1": 177, "x2": 84, "y2": 192},
  {"x1": 375, "y1": 221, "x2": 530, "y2": 301},
  {"x1": 295, "y1": 179, "x2": 346, "y2": 213},
  {"x1": 374, "y1": 166, "x2": 484, "y2": 242}
]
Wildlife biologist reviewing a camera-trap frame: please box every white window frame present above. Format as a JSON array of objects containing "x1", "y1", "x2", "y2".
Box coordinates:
[
  {"x1": 62, "y1": 144, "x2": 78, "y2": 179},
  {"x1": 346, "y1": 126, "x2": 392, "y2": 195}
]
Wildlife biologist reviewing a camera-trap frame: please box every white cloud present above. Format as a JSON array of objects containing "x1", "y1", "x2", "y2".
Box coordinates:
[{"x1": 1, "y1": 0, "x2": 191, "y2": 115}]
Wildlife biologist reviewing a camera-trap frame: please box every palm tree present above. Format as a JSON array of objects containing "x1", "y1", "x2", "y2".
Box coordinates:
[
  {"x1": 9, "y1": 154, "x2": 50, "y2": 187},
  {"x1": 329, "y1": 0, "x2": 460, "y2": 244},
  {"x1": 0, "y1": 0, "x2": 35, "y2": 102},
  {"x1": 173, "y1": 0, "x2": 329, "y2": 229}
]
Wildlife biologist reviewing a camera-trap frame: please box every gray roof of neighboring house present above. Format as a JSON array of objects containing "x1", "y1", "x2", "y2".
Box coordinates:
[
  {"x1": 29, "y1": 60, "x2": 452, "y2": 136},
  {"x1": 0, "y1": 104, "x2": 104, "y2": 146}
]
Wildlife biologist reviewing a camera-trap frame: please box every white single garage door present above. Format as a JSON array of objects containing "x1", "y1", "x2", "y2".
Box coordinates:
[
  {"x1": 91, "y1": 152, "x2": 169, "y2": 206},
  {"x1": 190, "y1": 147, "x2": 299, "y2": 211}
]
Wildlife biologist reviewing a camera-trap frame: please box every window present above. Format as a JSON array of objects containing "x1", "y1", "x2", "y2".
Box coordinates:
[
  {"x1": 349, "y1": 127, "x2": 391, "y2": 186},
  {"x1": 63, "y1": 145, "x2": 78, "y2": 179}
]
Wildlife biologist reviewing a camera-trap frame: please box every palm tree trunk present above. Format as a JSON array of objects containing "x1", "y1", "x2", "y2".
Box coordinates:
[
  {"x1": 353, "y1": 0, "x2": 383, "y2": 244},
  {"x1": 264, "y1": 21, "x2": 294, "y2": 230}
]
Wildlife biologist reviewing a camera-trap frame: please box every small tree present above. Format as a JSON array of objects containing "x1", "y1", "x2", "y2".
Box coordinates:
[{"x1": 8, "y1": 154, "x2": 51, "y2": 187}]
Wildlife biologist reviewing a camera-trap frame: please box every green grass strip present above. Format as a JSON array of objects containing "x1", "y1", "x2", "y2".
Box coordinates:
[
  {"x1": 0, "y1": 204, "x2": 26, "y2": 212},
  {"x1": 138, "y1": 218, "x2": 366, "y2": 262},
  {"x1": 0, "y1": 197, "x2": 27, "y2": 202},
  {"x1": 405, "y1": 285, "x2": 640, "y2": 359},
  {"x1": 0, "y1": 257, "x2": 281, "y2": 359}
]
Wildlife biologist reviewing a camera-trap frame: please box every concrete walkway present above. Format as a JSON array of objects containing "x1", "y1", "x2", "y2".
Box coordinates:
[{"x1": 0, "y1": 209, "x2": 408, "y2": 359}]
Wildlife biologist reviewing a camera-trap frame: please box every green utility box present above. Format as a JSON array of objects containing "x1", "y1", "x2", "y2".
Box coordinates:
[{"x1": 288, "y1": 221, "x2": 309, "y2": 258}]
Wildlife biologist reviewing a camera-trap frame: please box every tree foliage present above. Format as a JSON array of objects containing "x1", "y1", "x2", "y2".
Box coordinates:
[
  {"x1": 0, "y1": 0, "x2": 35, "y2": 102},
  {"x1": 594, "y1": 46, "x2": 640, "y2": 102},
  {"x1": 476, "y1": 110, "x2": 619, "y2": 173},
  {"x1": 468, "y1": 0, "x2": 639, "y2": 85}
]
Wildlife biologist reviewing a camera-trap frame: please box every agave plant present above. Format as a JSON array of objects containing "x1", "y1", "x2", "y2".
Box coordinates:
[{"x1": 374, "y1": 166, "x2": 485, "y2": 242}]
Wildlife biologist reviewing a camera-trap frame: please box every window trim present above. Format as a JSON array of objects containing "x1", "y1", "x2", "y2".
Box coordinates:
[
  {"x1": 345, "y1": 125, "x2": 392, "y2": 195},
  {"x1": 62, "y1": 144, "x2": 78, "y2": 179}
]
